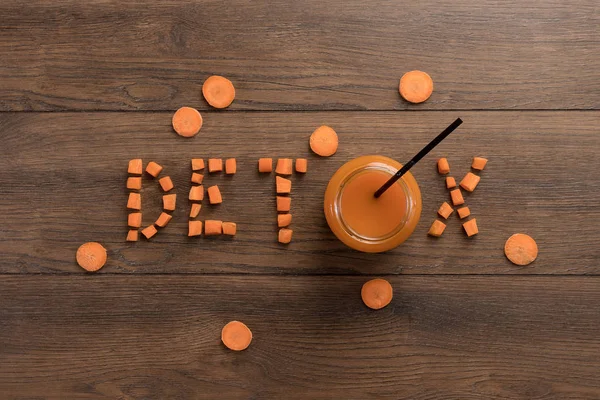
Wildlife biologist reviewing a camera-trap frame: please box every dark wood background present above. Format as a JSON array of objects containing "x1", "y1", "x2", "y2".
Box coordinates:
[{"x1": 1, "y1": 1, "x2": 599, "y2": 399}]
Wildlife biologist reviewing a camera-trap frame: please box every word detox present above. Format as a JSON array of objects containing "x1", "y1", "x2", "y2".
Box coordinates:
[{"x1": 125, "y1": 158, "x2": 307, "y2": 244}]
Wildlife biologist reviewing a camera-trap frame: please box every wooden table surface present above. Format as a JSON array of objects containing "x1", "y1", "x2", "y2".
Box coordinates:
[{"x1": 1, "y1": 1, "x2": 599, "y2": 399}]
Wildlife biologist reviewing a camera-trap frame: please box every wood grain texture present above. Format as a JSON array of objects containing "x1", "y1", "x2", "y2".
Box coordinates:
[
  {"x1": 0, "y1": 0, "x2": 598, "y2": 111},
  {"x1": 1, "y1": 275, "x2": 599, "y2": 399},
  {"x1": 0, "y1": 111, "x2": 598, "y2": 274}
]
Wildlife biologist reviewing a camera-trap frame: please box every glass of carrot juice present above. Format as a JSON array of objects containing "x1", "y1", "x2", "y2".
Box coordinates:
[{"x1": 324, "y1": 155, "x2": 422, "y2": 253}]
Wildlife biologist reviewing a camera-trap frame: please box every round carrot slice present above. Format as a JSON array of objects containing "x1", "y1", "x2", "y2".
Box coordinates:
[
  {"x1": 361, "y1": 278, "x2": 393, "y2": 310},
  {"x1": 76, "y1": 242, "x2": 107, "y2": 272},
  {"x1": 309, "y1": 125, "x2": 338, "y2": 157},
  {"x1": 202, "y1": 75, "x2": 235, "y2": 109},
  {"x1": 172, "y1": 106, "x2": 203, "y2": 137},
  {"x1": 399, "y1": 70, "x2": 434, "y2": 104},
  {"x1": 221, "y1": 320, "x2": 252, "y2": 351},
  {"x1": 504, "y1": 233, "x2": 538, "y2": 266}
]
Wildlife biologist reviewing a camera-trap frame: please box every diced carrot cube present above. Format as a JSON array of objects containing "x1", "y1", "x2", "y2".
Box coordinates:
[
  {"x1": 437, "y1": 158, "x2": 450, "y2": 174},
  {"x1": 127, "y1": 193, "x2": 141, "y2": 210},
  {"x1": 278, "y1": 228, "x2": 293, "y2": 244},
  {"x1": 276, "y1": 158, "x2": 293, "y2": 175},
  {"x1": 463, "y1": 218, "x2": 479, "y2": 237},
  {"x1": 222, "y1": 222, "x2": 237, "y2": 236},
  {"x1": 428, "y1": 220, "x2": 446, "y2": 237},
  {"x1": 189, "y1": 186, "x2": 204, "y2": 201},
  {"x1": 437, "y1": 202, "x2": 453, "y2": 219},
  {"x1": 450, "y1": 188, "x2": 464, "y2": 206},
  {"x1": 128, "y1": 212, "x2": 142, "y2": 228},
  {"x1": 457, "y1": 206, "x2": 471, "y2": 219},
  {"x1": 162, "y1": 194, "x2": 177, "y2": 211},
  {"x1": 276, "y1": 176, "x2": 292, "y2": 194},
  {"x1": 445, "y1": 176, "x2": 456, "y2": 189},
  {"x1": 141, "y1": 225, "x2": 157, "y2": 239},
  {"x1": 128, "y1": 159, "x2": 143, "y2": 175},
  {"x1": 155, "y1": 212, "x2": 172, "y2": 228},
  {"x1": 277, "y1": 214, "x2": 292, "y2": 227},
  {"x1": 205, "y1": 220, "x2": 222, "y2": 235},
  {"x1": 191, "y1": 173, "x2": 204, "y2": 184},
  {"x1": 460, "y1": 172, "x2": 481, "y2": 192},
  {"x1": 127, "y1": 177, "x2": 142, "y2": 190},
  {"x1": 208, "y1": 158, "x2": 223, "y2": 173},
  {"x1": 295, "y1": 158, "x2": 307, "y2": 173},
  {"x1": 188, "y1": 220, "x2": 203, "y2": 236},
  {"x1": 191, "y1": 158, "x2": 205, "y2": 171},
  {"x1": 472, "y1": 157, "x2": 488, "y2": 171},
  {"x1": 276, "y1": 196, "x2": 291, "y2": 212},
  {"x1": 159, "y1": 176, "x2": 174, "y2": 192},
  {"x1": 146, "y1": 161, "x2": 163, "y2": 178},
  {"x1": 126, "y1": 229, "x2": 138, "y2": 242},
  {"x1": 258, "y1": 158, "x2": 273, "y2": 173},
  {"x1": 225, "y1": 158, "x2": 237, "y2": 174},
  {"x1": 207, "y1": 185, "x2": 222, "y2": 204},
  {"x1": 190, "y1": 203, "x2": 201, "y2": 218}
]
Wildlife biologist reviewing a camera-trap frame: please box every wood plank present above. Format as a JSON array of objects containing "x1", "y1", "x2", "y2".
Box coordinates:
[
  {"x1": 0, "y1": 0, "x2": 598, "y2": 111},
  {"x1": 1, "y1": 275, "x2": 599, "y2": 399},
  {"x1": 1, "y1": 111, "x2": 599, "y2": 274}
]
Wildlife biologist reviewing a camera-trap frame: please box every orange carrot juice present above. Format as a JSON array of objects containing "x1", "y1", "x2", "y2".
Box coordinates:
[{"x1": 324, "y1": 156, "x2": 422, "y2": 253}]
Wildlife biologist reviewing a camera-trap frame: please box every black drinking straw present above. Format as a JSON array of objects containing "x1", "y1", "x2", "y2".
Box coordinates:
[{"x1": 374, "y1": 118, "x2": 463, "y2": 198}]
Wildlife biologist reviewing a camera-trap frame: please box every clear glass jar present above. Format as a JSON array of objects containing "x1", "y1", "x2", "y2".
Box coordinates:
[{"x1": 324, "y1": 155, "x2": 422, "y2": 253}]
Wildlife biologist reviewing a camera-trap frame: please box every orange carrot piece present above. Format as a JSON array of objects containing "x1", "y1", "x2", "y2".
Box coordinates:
[
  {"x1": 126, "y1": 229, "x2": 138, "y2": 242},
  {"x1": 155, "y1": 212, "x2": 172, "y2": 228},
  {"x1": 460, "y1": 172, "x2": 481, "y2": 192},
  {"x1": 278, "y1": 228, "x2": 293, "y2": 244},
  {"x1": 190, "y1": 203, "x2": 201, "y2": 218},
  {"x1": 276, "y1": 176, "x2": 292, "y2": 194},
  {"x1": 159, "y1": 176, "x2": 174, "y2": 192},
  {"x1": 258, "y1": 158, "x2": 273, "y2": 173},
  {"x1": 222, "y1": 222, "x2": 237, "y2": 236},
  {"x1": 188, "y1": 221, "x2": 203, "y2": 237},
  {"x1": 76, "y1": 242, "x2": 107, "y2": 272},
  {"x1": 127, "y1": 192, "x2": 141, "y2": 210},
  {"x1": 128, "y1": 212, "x2": 142, "y2": 228},
  {"x1": 162, "y1": 194, "x2": 177, "y2": 211},
  {"x1": 295, "y1": 158, "x2": 307, "y2": 173},
  {"x1": 127, "y1": 177, "x2": 142, "y2": 190},
  {"x1": 141, "y1": 225, "x2": 157, "y2": 239},
  {"x1": 275, "y1": 158, "x2": 293, "y2": 175},
  {"x1": 191, "y1": 158, "x2": 205, "y2": 171},
  {"x1": 309, "y1": 125, "x2": 338, "y2": 157},
  {"x1": 189, "y1": 186, "x2": 204, "y2": 202},
  {"x1": 202, "y1": 75, "x2": 235, "y2": 109},
  {"x1": 225, "y1": 158, "x2": 237, "y2": 175},
  {"x1": 172, "y1": 106, "x2": 203, "y2": 138},
  {"x1": 191, "y1": 173, "x2": 204, "y2": 184},
  {"x1": 450, "y1": 188, "x2": 464, "y2": 206},
  {"x1": 457, "y1": 206, "x2": 471, "y2": 219},
  {"x1": 221, "y1": 321, "x2": 252, "y2": 351},
  {"x1": 445, "y1": 176, "x2": 456, "y2": 189},
  {"x1": 462, "y1": 219, "x2": 479, "y2": 237},
  {"x1": 205, "y1": 220, "x2": 222, "y2": 235},
  {"x1": 361, "y1": 278, "x2": 393, "y2": 310},
  {"x1": 399, "y1": 70, "x2": 433, "y2": 104},
  {"x1": 504, "y1": 233, "x2": 538, "y2": 266},
  {"x1": 207, "y1": 185, "x2": 222, "y2": 204},
  {"x1": 277, "y1": 214, "x2": 292, "y2": 228},
  {"x1": 472, "y1": 157, "x2": 488, "y2": 171},
  {"x1": 146, "y1": 161, "x2": 163, "y2": 178},
  {"x1": 208, "y1": 158, "x2": 223, "y2": 173},
  {"x1": 437, "y1": 202, "x2": 453, "y2": 219},
  {"x1": 437, "y1": 158, "x2": 450, "y2": 175},
  {"x1": 428, "y1": 220, "x2": 447, "y2": 237},
  {"x1": 128, "y1": 159, "x2": 143, "y2": 175},
  {"x1": 276, "y1": 196, "x2": 291, "y2": 212}
]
